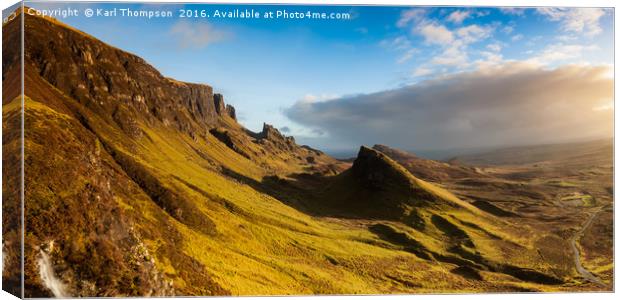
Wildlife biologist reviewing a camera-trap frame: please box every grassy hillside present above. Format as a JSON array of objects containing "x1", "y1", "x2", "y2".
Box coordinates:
[{"x1": 379, "y1": 144, "x2": 614, "y2": 289}]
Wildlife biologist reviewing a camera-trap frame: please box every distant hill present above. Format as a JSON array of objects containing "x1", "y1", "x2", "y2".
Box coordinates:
[
  {"x1": 372, "y1": 144, "x2": 485, "y2": 183},
  {"x1": 321, "y1": 146, "x2": 486, "y2": 219},
  {"x1": 450, "y1": 139, "x2": 613, "y2": 167}
]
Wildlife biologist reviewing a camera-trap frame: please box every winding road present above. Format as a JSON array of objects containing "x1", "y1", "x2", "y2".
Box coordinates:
[{"x1": 569, "y1": 208, "x2": 606, "y2": 287}]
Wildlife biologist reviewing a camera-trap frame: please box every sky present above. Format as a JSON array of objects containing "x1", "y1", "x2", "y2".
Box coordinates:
[{"x1": 14, "y1": 2, "x2": 615, "y2": 155}]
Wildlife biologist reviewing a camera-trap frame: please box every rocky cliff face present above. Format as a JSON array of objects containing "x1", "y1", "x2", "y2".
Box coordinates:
[
  {"x1": 213, "y1": 93, "x2": 237, "y2": 120},
  {"x1": 23, "y1": 12, "x2": 233, "y2": 137},
  {"x1": 225, "y1": 104, "x2": 236, "y2": 121},
  {"x1": 258, "y1": 123, "x2": 296, "y2": 150}
]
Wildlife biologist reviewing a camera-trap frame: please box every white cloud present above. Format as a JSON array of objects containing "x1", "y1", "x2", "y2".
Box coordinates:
[
  {"x1": 431, "y1": 45, "x2": 468, "y2": 66},
  {"x1": 411, "y1": 22, "x2": 493, "y2": 68},
  {"x1": 299, "y1": 94, "x2": 340, "y2": 104},
  {"x1": 502, "y1": 25, "x2": 514, "y2": 34},
  {"x1": 412, "y1": 67, "x2": 433, "y2": 77},
  {"x1": 447, "y1": 10, "x2": 471, "y2": 24},
  {"x1": 474, "y1": 47, "x2": 505, "y2": 70},
  {"x1": 169, "y1": 21, "x2": 228, "y2": 49},
  {"x1": 397, "y1": 8, "x2": 427, "y2": 28},
  {"x1": 456, "y1": 25, "x2": 493, "y2": 43},
  {"x1": 486, "y1": 43, "x2": 502, "y2": 52},
  {"x1": 422, "y1": 24, "x2": 493, "y2": 67},
  {"x1": 511, "y1": 34, "x2": 524, "y2": 41},
  {"x1": 480, "y1": 51, "x2": 503, "y2": 63},
  {"x1": 537, "y1": 8, "x2": 608, "y2": 36},
  {"x1": 397, "y1": 48, "x2": 417, "y2": 64},
  {"x1": 418, "y1": 23, "x2": 454, "y2": 45},
  {"x1": 527, "y1": 43, "x2": 598, "y2": 65},
  {"x1": 395, "y1": 9, "x2": 497, "y2": 70}
]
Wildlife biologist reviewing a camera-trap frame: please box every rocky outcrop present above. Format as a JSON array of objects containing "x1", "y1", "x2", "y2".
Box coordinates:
[
  {"x1": 259, "y1": 123, "x2": 282, "y2": 140},
  {"x1": 256, "y1": 123, "x2": 296, "y2": 151},
  {"x1": 321, "y1": 146, "x2": 441, "y2": 220},
  {"x1": 225, "y1": 104, "x2": 236, "y2": 121},
  {"x1": 352, "y1": 146, "x2": 413, "y2": 190},
  {"x1": 259, "y1": 123, "x2": 294, "y2": 143},
  {"x1": 214, "y1": 94, "x2": 226, "y2": 116},
  {"x1": 21, "y1": 12, "x2": 238, "y2": 137},
  {"x1": 213, "y1": 94, "x2": 237, "y2": 121}
]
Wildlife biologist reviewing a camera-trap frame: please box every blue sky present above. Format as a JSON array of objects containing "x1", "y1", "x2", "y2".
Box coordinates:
[{"x1": 18, "y1": 2, "x2": 615, "y2": 155}]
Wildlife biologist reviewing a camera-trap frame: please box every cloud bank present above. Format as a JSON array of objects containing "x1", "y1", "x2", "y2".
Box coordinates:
[{"x1": 285, "y1": 63, "x2": 613, "y2": 150}]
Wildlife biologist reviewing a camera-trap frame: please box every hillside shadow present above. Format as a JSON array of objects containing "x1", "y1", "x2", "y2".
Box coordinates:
[{"x1": 220, "y1": 167, "x2": 344, "y2": 218}]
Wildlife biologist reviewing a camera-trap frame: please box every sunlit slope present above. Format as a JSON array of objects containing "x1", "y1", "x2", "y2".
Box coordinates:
[
  {"x1": 319, "y1": 147, "x2": 564, "y2": 285},
  {"x1": 377, "y1": 143, "x2": 613, "y2": 289}
]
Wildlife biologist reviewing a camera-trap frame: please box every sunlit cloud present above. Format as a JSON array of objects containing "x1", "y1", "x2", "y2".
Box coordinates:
[
  {"x1": 286, "y1": 63, "x2": 613, "y2": 150},
  {"x1": 418, "y1": 23, "x2": 455, "y2": 45}
]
